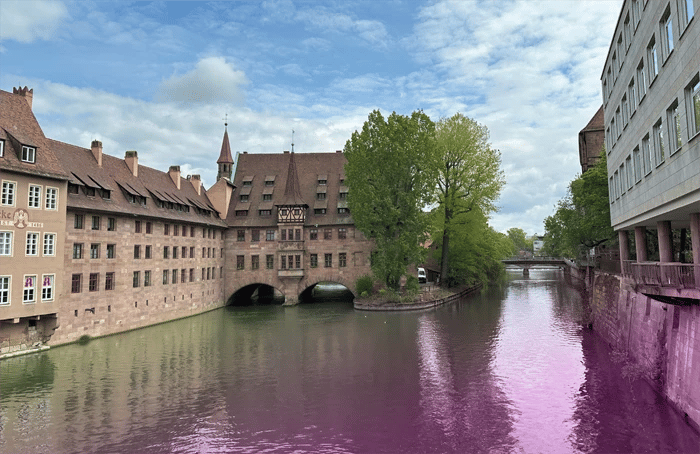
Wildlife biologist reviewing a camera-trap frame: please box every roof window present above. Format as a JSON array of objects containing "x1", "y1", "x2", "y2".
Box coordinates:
[{"x1": 21, "y1": 146, "x2": 36, "y2": 163}]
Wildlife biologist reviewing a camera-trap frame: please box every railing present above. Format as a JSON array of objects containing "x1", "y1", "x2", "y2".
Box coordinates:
[{"x1": 622, "y1": 261, "x2": 699, "y2": 288}]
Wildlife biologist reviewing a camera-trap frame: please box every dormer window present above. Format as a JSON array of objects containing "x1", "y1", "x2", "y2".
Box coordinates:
[
  {"x1": 240, "y1": 194, "x2": 249, "y2": 202},
  {"x1": 243, "y1": 181, "x2": 252, "y2": 187},
  {"x1": 68, "y1": 183, "x2": 80, "y2": 194},
  {"x1": 318, "y1": 179, "x2": 327, "y2": 185},
  {"x1": 85, "y1": 187, "x2": 96, "y2": 197},
  {"x1": 21, "y1": 146, "x2": 36, "y2": 163},
  {"x1": 263, "y1": 194, "x2": 272, "y2": 201},
  {"x1": 100, "y1": 189, "x2": 110, "y2": 200},
  {"x1": 0, "y1": 139, "x2": 4, "y2": 157},
  {"x1": 339, "y1": 192, "x2": 348, "y2": 200}
]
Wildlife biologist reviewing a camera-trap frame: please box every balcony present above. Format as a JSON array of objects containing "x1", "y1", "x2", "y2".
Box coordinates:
[{"x1": 622, "y1": 261, "x2": 699, "y2": 289}]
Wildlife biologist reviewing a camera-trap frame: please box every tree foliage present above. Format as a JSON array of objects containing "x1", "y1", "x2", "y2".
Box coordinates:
[
  {"x1": 507, "y1": 227, "x2": 533, "y2": 255},
  {"x1": 344, "y1": 110, "x2": 435, "y2": 290},
  {"x1": 428, "y1": 113, "x2": 505, "y2": 284},
  {"x1": 543, "y1": 152, "x2": 614, "y2": 258}
]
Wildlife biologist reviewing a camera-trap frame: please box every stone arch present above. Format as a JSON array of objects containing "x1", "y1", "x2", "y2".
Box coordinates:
[
  {"x1": 299, "y1": 274, "x2": 356, "y2": 298},
  {"x1": 227, "y1": 281, "x2": 284, "y2": 306}
]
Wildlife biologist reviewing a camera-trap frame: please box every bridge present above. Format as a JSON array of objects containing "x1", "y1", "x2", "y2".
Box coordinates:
[{"x1": 502, "y1": 257, "x2": 570, "y2": 275}]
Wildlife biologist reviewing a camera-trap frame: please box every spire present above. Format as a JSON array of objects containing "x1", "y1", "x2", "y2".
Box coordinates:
[
  {"x1": 217, "y1": 122, "x2": 233, "y2": 181},
  {"x1": 280, "y1": 152, "x2": 307, "y2": 207}
]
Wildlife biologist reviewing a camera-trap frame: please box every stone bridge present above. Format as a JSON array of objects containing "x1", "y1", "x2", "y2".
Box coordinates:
[{"x1": 502, "y1": 257, "x2": 570, "y2": 276}]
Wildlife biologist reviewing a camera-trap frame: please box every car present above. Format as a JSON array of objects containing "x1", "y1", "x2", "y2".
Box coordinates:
[{"x1": 417, "y1": 267, "x2": 427, "y2": 284}]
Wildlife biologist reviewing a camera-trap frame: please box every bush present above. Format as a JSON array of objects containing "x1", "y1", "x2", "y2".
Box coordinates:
[
  {"x1": 404, "y1": 275, "x2": 420, "y2": 295},
  {"x1": 77, "y1": 335, "x2": 91, "y2": 345},
  {"x1": 356, "y1": 275, "x2": 374, "y2": 295}
]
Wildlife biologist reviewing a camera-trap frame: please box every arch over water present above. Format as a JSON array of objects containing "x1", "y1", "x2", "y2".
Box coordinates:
[
  {"x1": 298, "y1": 281, "x2": 355, "y2": 304},
  {"x1": 227, "y1": 283, "x2": 284, "y2": 306}
]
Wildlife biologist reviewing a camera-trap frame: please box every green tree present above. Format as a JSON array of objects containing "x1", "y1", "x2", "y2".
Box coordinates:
[
  {"x1": 429, "y1": 113, "x2": 505, "y2": 286},
  {"x1": 543, "y1": 152, "x2": 614, "y2": 258},
  {"x1": 507, "y1": 227, "x2": 533, "y2": 255},
  {"x1": 344, "y1": 110, "x2": 435, "y2": 290}
]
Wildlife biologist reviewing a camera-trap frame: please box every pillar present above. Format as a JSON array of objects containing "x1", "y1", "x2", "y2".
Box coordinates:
[
  {"x1": 690, "y1": 213, "x2": 700, "y2": 286},
  {"x1": 635, "y1": 226, "x2": 648, "y2": 262},
  {"x1": 657, "y1": 221, "x2": 672, "y2": 263},
  {"x1": 619, "y1": 230, "x2": 629, "y2": 273}
]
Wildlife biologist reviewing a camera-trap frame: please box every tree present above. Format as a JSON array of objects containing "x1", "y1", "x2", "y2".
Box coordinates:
[
  {"x1": 429, "y1": 113, "x2": 505, "y2": 286},
  {"x1": 344, "y1": 110, "x2": 435, "y2": 290},
  {"x1": 507, "y1": 227, "x2": 533, "y2": 255},
  {"x1": 543, "y1": 152, "x2": 614, "y2": 258}
]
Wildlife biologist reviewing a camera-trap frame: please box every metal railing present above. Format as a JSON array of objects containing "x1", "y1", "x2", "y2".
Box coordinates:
[{"x1": 622, "y1": 261, "x2": 699, "y2": 288}]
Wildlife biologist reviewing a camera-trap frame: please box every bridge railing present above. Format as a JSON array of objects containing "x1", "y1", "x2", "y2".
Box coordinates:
[{"x1": 622, "y1": 261, "x2": 699, "y2": 288}]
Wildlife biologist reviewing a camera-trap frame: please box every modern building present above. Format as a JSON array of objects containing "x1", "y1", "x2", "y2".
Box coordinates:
[
  {"x1": 578, "y1": 106, "x2": 605, "y2": 173},
  {"x1": 1, "y1": 87, "x2": 373, "y2": 355},
  {"x1": 602, "y1": 0, "x2": 699, "y2": 292}
]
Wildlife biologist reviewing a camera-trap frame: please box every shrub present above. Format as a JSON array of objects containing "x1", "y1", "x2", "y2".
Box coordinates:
[
  {"x1": 77, "y1": 335, "x2": 91, "y2": 345},
  {"x1": 356, "y1": 275, "x2": 374, "y2": 295},
  {"x1": 404, "y1": 275, "x2": 420, "y2": 295}
]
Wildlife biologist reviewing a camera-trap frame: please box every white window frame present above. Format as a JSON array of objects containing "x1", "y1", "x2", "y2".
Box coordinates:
[
  {"x1": 678, "y1": 0, "x2": 694, "y2": 32},
  {"x1": 647, "y1": 36, "x2": 658, "y2": 81},
  {"x1": 21, "y1": 146, "x2": 36, "y2": 163},
  {"x1": 45, "y1": 187, "x2": 58, "y2": 210},
  {"x1": 628, "y1": 79, "x2": 637, "y2": 115},
  {"x1": 686, "y1": 75, "x2": 700, "y2": 138},
  {"x1": 25, "y1": 231, "x2": 39, "y2": 256},
  {"x1": 28, "y1": 184, "x2": 42, "y2": 209},
  {"x1": 667, "y1": 101, "x2": 682, "y2": 154},
  {"x1": 23, "y1": 275, "x2": 36, "y2": 303},
  {"x1": 41, "y1": 274, "x2": 54, "y2": 302},
  {"x1": 0, "y1": 231, "x2": 12, "y2": 256},
  {"x1": 0, "y1": 276, "x2": 10, "y2": 305},
  {"x1": 43, "y1": 232, "x2": 56, "y2": 256},
  {"x1": 660, "y1": 6, "x2": 674, "y2": 61},
  {"x1": 653, "y1": 119, "x2": 666, "y2": 166},
  {"x1": 1, "y1": 181, "x2": 16, "y2": 206},
  {"x1": 633, "y1": 147, "x2": 642, "y2": 183},
  {"x1": 637, "y1": 60, "x2": 647, "y2": 101},
  {"x1": 0, "y1": 139, "x2": 4, "y2": 157},
  {"x1": 642, "y1": 134, "x2": 653, "y2": 175}
]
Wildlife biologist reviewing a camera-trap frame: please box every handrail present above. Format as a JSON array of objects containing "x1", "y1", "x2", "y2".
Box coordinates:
[{"x1": 622, "y1": 261, "x2": 699, "y2": 289}]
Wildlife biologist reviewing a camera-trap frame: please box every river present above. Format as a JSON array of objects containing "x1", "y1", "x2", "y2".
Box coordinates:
[{"x1": 1, "y1": 269, "x2": 698, "y2": 453}]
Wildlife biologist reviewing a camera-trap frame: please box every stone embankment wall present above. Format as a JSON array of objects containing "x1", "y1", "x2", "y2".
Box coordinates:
[{"x1": 589, "y1": 272, "x2": 700, "y2": 431}]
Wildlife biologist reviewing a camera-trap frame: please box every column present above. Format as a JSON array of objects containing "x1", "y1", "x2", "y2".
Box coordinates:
[
  {"x1": 691, "y1": 213, "x2": 700, "y2": 286},
  {"x1": 657, "y1": 221, "x2": 672, "y2": 263},
  {"x1": 619, "y1": 230, "x2": 629, "y2": 274},
  {"x1": 634, "y1": 226, "x2": 647, "y2": 262}
]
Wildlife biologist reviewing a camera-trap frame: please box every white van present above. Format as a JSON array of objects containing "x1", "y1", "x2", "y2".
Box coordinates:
[{"x1": 417, "y1": 267, "x2": 427, "y2": 284}]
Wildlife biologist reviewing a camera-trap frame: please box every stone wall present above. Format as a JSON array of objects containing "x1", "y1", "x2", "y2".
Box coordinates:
[{"x1": 589, "y1": 272, "x2": 700, "y2": 431}]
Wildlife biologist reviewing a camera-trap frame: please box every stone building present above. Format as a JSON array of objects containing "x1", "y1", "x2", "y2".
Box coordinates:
[
  {"x1": 578, "y1": 105, "x2": 605, "y2": 173},
  {"x1": 602, "y1": 0, "x2": 699, "y2": 288}
]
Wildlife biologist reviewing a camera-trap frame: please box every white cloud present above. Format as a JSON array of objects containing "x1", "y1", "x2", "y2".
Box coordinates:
[
  {"x1": 156, "y1": 57, "x2": 249, "y2": 104},
  {"x1": 0, "y1": 0, "x2": 68, "y2": 43}
]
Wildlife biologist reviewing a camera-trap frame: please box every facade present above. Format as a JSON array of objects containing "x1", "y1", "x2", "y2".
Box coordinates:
[
  {"x1": 1, "y1": 87, "x2": 373, "y2": 355},
  {"x1": 602, "y1": 0, "x2": 700, "y2": 291},
  {"x1": 578, "y1": 106, "x2": 605, "y2": 172}
]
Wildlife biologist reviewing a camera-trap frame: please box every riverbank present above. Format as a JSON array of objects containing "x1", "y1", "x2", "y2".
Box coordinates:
[{"x1": 354, "y1": 283, "x2": 483, "y2": 311}]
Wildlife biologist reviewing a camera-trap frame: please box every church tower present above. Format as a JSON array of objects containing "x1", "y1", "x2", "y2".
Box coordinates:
[{"x1": 217, "y1": 122, "x2": 234, "y2": 181}]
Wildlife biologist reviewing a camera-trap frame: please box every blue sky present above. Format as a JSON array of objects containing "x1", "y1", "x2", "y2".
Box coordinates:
[{"x1": 1, "y1": 0, "x2": 622, "y2": 235}]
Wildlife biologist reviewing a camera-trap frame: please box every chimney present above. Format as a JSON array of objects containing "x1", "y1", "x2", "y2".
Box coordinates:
[
  {"x1": 13, "y1": 86, "x2": 33, "y2": 109},
  {"x1": 125, "y1": 151, "x2": 138, "y2": 177},
  {"x1": 169, "y1": 166, "x2": 181, "y2": 190},
  {"x1": 189, "y1": 174, "x2": 202, "y2": 195},
  {"x1": 91, "y1": 140, "x2": 103, "y2": 167}
]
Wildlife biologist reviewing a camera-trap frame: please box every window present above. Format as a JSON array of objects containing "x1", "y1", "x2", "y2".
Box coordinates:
[
  {"x1": 266, "y1": 255, "x2": 274, "y2": 269},
  {"x1": 621, "y1": 95, "x2": 629, "y2": 128},
  {"x1": 281, "y1": 255, "x2": 286, "y2": 270},
  {"x1": 316, "y1": 192, "x2": 326, "y2": 200},
  {"x1": 181, "y1": 246, "x2": 186, "y2": 258},
  {"x1": 266, "y1": 229, "x2": 275, "y2": 241},
  {"x1": 164, "y1": 246, "x2": 170, "y2": 259},
  {"x1": 144, "y1": 270, "x2": 151, "y2": 287},
  {"x1": 202, "y1": 247, "x2": 206, "y2": 258},
  {"x1": 310, "y1": 253, "x2": 318, "y2": 268},
  {"x1": 632, "y1": 0, "x2": 641, "y2": 29},
  {"x1": 686, "y1": 75, "x2": 700, "y2": 137},
  {"x1": 25, "y1": 232, "x2": 38, "y2": 256},
  {"x1": 679, "y1": 0, "x2": 694, "y2": 31},
  {"x1": 324, "y1": 229, "x2": 332, "y2": 240},
  {"x1": 90, "y1": 243, "x2": 100, "y2": 259},
  {"x1": 172, "y1": 269, "x2": 178, "y2": 284},
  {"x1": 338, "y1": 228, "x2": 347, "y2": 239},
  {"x1": 0, "y1": 139, "x2": 3, "y2": 157},
  {"x1": 45, "y1": 187, "x2": 57, "y2": 210},
  {"x1": 338, "y1": 208, "x2": 349, "y2": 214},
  {"x1": 637, "y1": 60, "x2": 647, "y2": 101},
  {"x1": 642, "y1": 134, "x2": 653, "y2": 175},
  {"x1": 628, "y1": 79, "x2": 637, "y2": 115},
  {"x1": 173, "y1": 246, "x2": 178, "y2": 259},
  {"x1": 252, "y1": 255, "x2": 260, "y2": 270},
  {"x1": 202, "y1": 268, "x2": 205, "y2": 280},
  {"x1": 71, "y1": 274, "x2": 82, "y2": 293},
  {"x1": 190, "y1": 246, "x2": 194, "y2": 258},
  {"x1": 146, "y1": 222, "x2": 152, "y2": 234},
  {"x1": 0, "y1": 276, "x2": 9, "y2": 304},
  {"x1": 42, "y1": 275, "x2": 54, "y2": 301},
  {"x1": 614, "y1": 170, "x2": 620, "y2": 200},
  {"x1": 21, "y1": 146, "x2": 36, "y2": 163},
  {"x1": 145, "y1": 245, "x2": 152, "y2": 259},
  {"x1": 134, "y1": 245, "x2": 141, "y2": 259},
  {"x1": 174, "y1": 225, "x2": 179, "y2": 236},
  {"x1": 89, "y1": 273, "x2": 99, "y2": 292},
  {"x1": 107, "y1": 244, "x2": 115, "y2": 259},
  {"x1": 668, "y1": 100, "x2": 682, "y2": 153},
  {"x1": 0, "y1": 231, "x2": 12, "y2": 256},
  {"x1": 324, "y1": 253, "x2": 332, "y2": 268},
  {"x1": 240, "y1": 194, "x2": 249, "y2": 202},
  {"x1": 107, "y1": 217, "x2": 116, "y2": 231},
  {"x1": 100, "y1": 189, "x2": 110, "y2": 200},
  {"x1": 237, "y1": 255, "x2": 244, "y2": 270},
  {"x1": 28, "y1": 185, "x2": 41, "y2": 208},
  {"x1": 339, "y1": 253, "x2": 347, "y2": 268},
  {"x1": 163, "y1": 269, "x2": 169, "y2": 285},
  {"x1": 73, "y1": 243, "x2": 83, "y2": 259},
  {"x1": 164, "y1": 223, "x2": 170, "y2": 235},
  {"x1": 653, "y1": 119, "x2": 665, "y2": 165},
  {"x1": 310, "y1": 229, "x2": 318, "y2": 240},
  {"x1": 2, "y1": 181, "x2": 16, "y2": 206},
  {"x1": 625, "y1": 155, "x2": 633, "y2": 190},
  {"x1": 661, "y1": 6, "x2": 674, "y2": 61},
  {"x1": 314, "y1": 208, "x2": 326, "y2": 215},
  {"x1": 105, "y1": 272, "x2": 115, "y2": 290},
  {"x1": 252, "y1": 229, "x2": 260, "y2": 242},
  {"x1": 190, "y1": 269, "x2": 194, "y2": 282},
  {"x1": 611, "y1": 53, "x2": 617, "y2": 80},
  {"x1": 624, "y1": 14, "x2": 632, "y2": 50},
  {"x1": 619, "y1": 163, "x2": 626, "y2": 194},
  {"x1": 181, "y1": 269, "x2": 186, "y2": 283},
  {"x1": 235, "y1": 210, "x2": 248, "y2": 216},
  {"x1": 295, "y1": 229, "x2": 301, "y2": 241},
  {"x1": 68, "y1": 183, "x2": 80, "y2": 194},
  {"x1": 133, "y1": 271, "x2": 140, "y2": 288},
  {"x1": 23, "y1": 275, "x2": 36, "y2": 302},
  {"x1": 182, "y1": 225, "x2": 187, "y2": 237},
  {"x1": 237, "y1": 229, "x2": 245, "y2": 241},
  {"x1": 295, "y1": 255, "x2": 301, "y2": 269},
  {"x1": 242, "y1": 180, "x2": 252, "y2": 187},
  {"x1": 135, "y1": 220, "x2": 141, "y2": 233},
  {"x1": 615, "y1": 108, "x2": 621, "y2": 138},
  {"x1": 647, "y1": 36, "x2": 658, "y2": 80},
  {"x1": 339, "y1": 192, "x2": 348, "y2": 200},
  {"x1": 259, "y1": 209, "x2": 271, "y2": 216},
  {"x1": 633, "y1": 147, "x2": 642, "y2": 183},
  {"x1": 262, "y1": 194, "x2": 272, "y2": 201}
]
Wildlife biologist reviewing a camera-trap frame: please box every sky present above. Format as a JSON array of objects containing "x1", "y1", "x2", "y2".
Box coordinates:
[{"x1": 0, "y1": 0, "x2": 622, "y2": 235}]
